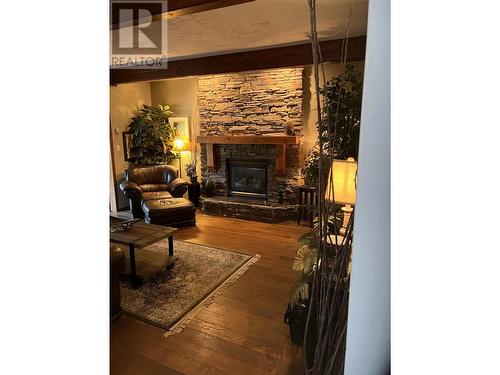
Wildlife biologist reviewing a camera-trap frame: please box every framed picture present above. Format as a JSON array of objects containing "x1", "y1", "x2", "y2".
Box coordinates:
[
  {"x1": 170, "y1": 117, "x2": 190, "y2": 141},
  {"x1": 122, "y1": 131, "x2": 133, "y2": 161}
]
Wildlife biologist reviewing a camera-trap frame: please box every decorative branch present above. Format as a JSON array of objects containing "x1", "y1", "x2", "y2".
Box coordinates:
[{"x1": 303, "y1": 1, "x2": 356, "y2": 374}]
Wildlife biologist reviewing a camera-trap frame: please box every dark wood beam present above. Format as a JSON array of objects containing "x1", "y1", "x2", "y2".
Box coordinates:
[
  {"x1": 110, "y1": 0, "x2": 255, "y2": 29},
  {"x1": 165, "y1": 0, "x2": 255, "y2": 18},
  {"x1": 110, "y1": 36, "x2": 366, "y2": 85}
]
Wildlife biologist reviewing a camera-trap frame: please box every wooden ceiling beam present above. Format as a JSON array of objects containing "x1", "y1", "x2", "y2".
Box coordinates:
[
  {"x1": 165, "y1": 0, "x2": 255, "y2": 18},
  {"x1": 110, "y1": 36, "x2": 366, "y2": 85},
  {"x1": 110, "y1": 0, "x2": 255, "y2": 29}
]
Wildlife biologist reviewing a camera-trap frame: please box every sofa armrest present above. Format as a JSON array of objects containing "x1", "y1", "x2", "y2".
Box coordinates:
[
  {"x1": 110, "y1": 246, "x2": 125, "y2": 319},
  {"x1": 119, "y1": 180, "x2": 142, "y2": 199},
  {"x1": 168, "y1": 177, "x2": 189, "y2": 197}
]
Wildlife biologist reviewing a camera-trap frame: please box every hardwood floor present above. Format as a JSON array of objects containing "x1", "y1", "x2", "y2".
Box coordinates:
[{"x1": 111, "y1": 211, "x2": 311, "y2": 375}]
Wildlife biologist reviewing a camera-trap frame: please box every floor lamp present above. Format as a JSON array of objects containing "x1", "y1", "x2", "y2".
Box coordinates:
[
  {"x1": 325, "y1": 157, "x2": 357, "y2": 236},
  {"x1": 172, "y1": 137, "x2": 186, "y2": 178}
]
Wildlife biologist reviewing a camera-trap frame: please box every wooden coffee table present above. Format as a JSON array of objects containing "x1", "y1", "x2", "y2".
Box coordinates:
[{"x1": 110, "y1": 217, "x2": 177, "y2": 288}]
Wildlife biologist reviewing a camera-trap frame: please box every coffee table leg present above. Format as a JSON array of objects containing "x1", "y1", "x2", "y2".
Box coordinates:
[
  {"x1": 129, "y1": 244, "x2": 138, "y2": 289},
  {"x1": 168, "y1": 235, "x2": 174, "y2": 256}
]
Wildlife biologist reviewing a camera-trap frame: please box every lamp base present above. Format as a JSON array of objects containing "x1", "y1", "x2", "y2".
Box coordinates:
[
  {"x1": 178, "y1": 153, "x2": 182, "y2": 178},
  {"x1": 339, "y1": 204, "x2": 353, "y2": 236}
]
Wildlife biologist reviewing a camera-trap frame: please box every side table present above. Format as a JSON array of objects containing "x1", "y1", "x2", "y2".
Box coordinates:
[{"x1": 297, "y1": 186, "x2": 318, "y2": 227}]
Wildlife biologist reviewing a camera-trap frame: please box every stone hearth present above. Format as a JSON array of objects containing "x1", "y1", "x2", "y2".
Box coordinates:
[{"x1": 200, "y1": 196, "x2": 297, "y2": 224}]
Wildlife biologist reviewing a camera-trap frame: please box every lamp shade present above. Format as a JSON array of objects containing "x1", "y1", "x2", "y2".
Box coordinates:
[
  {"x1": 326, "y1": 157, "x2": 357, "y2": 205},
  {"x1": 172, "y1": 137, "x2": 186, "y2": 152}
]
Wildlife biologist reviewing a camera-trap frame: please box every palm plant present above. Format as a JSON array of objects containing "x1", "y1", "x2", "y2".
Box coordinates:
[
  {"x1": 290, "y1": 209, "x2": 343, "y2": 307},
  {"x1": 290, "y1": 231, "x2": 317, "y2": 307}
]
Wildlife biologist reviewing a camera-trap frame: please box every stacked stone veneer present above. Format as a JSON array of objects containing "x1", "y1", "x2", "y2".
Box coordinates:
[{"x1": 198, "y1": 68, "x2": 304, "y2": 203}]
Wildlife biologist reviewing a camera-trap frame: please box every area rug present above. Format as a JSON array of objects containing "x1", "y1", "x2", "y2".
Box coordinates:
[{"x1": 120, "y1": 240, "x2": 259, "y2": 336}]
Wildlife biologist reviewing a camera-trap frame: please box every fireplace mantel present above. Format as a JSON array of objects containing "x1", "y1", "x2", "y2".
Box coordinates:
[{"x1": 196, "y1": 135, "x2": 301, "y2": 177}]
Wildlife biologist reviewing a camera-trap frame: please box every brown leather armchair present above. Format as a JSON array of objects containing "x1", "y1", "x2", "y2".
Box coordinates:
[{"x1": 120, "y1": 164, "x2": 189, "y2": 218}]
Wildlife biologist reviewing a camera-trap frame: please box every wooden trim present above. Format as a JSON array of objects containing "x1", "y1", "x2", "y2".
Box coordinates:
[
  {"x1": 275, "y1": 144, "x2": 287, "y2": 177},
  {"x1": 110, "y1": 36, "x2": 366, "y2": 85},
  {"x1": 196, "y1": 135, "x2": 300, "y2": 145},
  {"x1": 198, "y1": 135, "x2": 298, "y2": 176},
  {"x1": 109, "y1": 123, "x2": 119, "y2": 212},
  {"x1": 206, "y1": 144, "x2": 216, "y2": 170}
]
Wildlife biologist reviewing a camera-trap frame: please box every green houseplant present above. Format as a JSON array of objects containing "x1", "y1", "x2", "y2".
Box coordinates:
[
  {"x1": 185, "y1": 157, "x2": 201, "y2": 207},
  {"x1": 287, "y1": 65, "x2": 362, "y2": 354},
  {"x1": 318, "y1": 64, "x2": 363, "y2": 160},
  {"x1": 290, "y1": 231, "x2": 317, "y2": 306},
  {"x1": 290, "y1": 211, "x2": 343, "y2": 307},
  {"x1": 302, "y1": 150, "x2": 321, "y2": 187},
  {"x1": 184, "y1": 157, "x2": 198, "y2": 183},
  {"x1": 301, "y1": 64, "x2": 363, "y2": 187},
  {"x1": 127, "y1": 104, "x2": 176, "y2": 165}
]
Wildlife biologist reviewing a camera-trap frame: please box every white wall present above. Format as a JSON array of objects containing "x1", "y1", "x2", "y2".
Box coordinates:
[{"x1": 344, "y1": 0, "x2": 390, "y2": 373}]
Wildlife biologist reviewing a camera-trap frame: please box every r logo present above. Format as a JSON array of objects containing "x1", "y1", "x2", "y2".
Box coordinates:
[{"x1": 111, "y1": 1, "x2": 163, "y2": 55}]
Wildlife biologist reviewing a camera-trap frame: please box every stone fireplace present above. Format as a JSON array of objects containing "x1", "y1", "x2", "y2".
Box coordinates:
[{"x1": 197, "y1": 68, "x2": 304, "y2": 222}]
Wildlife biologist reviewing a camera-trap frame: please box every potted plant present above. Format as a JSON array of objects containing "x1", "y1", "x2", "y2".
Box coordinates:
[
  {"x1": 285, "y1": 209, "x2": 344, "y2": 346},
  {"x1": 287, "y1": 65, "x2": 362, "y2": 362},
  {"x1": 127, "y1": 104, "x2": 176, "y2": 165},
  {"x1": 185, "y1": 158, "x2": 200, "y2": 207}
]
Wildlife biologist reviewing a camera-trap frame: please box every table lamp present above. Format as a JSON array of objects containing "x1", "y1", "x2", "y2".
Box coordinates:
[
  {"x1": 172, "y1": 137, "x2": 186, "y2": 177},
  {"x1": 325, "y1": 157, "x2": 357, "y2": 235}
]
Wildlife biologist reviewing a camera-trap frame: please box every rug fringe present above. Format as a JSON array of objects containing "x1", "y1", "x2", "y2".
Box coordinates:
[{"x1": 163, "y1": 254, "x2": 260, "y2": 338}]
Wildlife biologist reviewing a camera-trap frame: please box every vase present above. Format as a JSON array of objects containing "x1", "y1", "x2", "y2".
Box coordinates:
[
  {"x1": 188, "y1": 181, "x2": 201, "y2": 207},
  {"x1": 204, "y1": 179, "x2": 215, "y2": 197}
]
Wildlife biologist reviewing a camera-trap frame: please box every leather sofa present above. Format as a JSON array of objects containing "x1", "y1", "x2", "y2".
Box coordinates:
[{"x1": 120, "y1": 164, "x2": 189, "y2": 219}]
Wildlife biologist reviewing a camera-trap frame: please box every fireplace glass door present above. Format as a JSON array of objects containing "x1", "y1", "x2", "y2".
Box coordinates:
[{"x1": 228, "y1": 160, "x2": 267, "y2": 199}]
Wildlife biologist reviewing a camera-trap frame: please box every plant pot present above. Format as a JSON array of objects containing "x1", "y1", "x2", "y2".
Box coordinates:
[
  {"x1": 284, "y1": 299, "x2": 310, "y2": 346},
  {"x1": 188, "y1": 181, "x2": 201, "y2": 207}
]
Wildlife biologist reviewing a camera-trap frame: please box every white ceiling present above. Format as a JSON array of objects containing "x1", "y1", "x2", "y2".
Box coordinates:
[{"x1": 166, "y1": 0, "x2": 368, "y2": 59}]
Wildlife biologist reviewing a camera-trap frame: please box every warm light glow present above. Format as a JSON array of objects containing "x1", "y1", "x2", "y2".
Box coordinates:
[
  {"x1": 326, "y1": 157, "x2": 357, "y2": 205},
  {"x1": 172, "y1": 137, "x2": 186, "y2": 152}
]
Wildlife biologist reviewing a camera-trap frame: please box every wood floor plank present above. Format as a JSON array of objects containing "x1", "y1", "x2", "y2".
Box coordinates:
[
  {"x1": 111, "y1": 212, "x2": 310, "y2": 374},
  {"x1": 188, "y1": 318, "x2": 291, "y2": 361},
  {"x1": 111, "y1": 344, "x2": 184, "y2": 375},
  {"x1": 168, "y1": 326, "x2": 278, "y2": 372}
]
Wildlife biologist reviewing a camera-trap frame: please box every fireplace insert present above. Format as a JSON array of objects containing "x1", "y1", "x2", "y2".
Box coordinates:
[{"x1": 227, "y1": 159, "x2": 268, "y2": 199}]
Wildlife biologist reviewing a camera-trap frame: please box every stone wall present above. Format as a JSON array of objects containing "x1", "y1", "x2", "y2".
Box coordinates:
[
  {"x1": 198, "y1": 68, "x2": 303, "y2": 136},
  {"x1": 198, "y1": 68, "x2": 304, "y2": 203}
]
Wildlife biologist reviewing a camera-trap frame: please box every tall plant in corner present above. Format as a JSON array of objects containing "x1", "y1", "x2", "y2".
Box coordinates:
[
  {"x1": 302, "y1": 64, "x2": 363, "y2": 187},
  {"x1": 127, "y1": 104, "x2": 177, "y2": 165},
  {"x1": 318, "y1": 64, "x2": 363, "y2": 160}
]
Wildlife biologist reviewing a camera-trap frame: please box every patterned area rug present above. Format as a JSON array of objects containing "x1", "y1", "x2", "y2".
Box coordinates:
[{"x1": 120, "y1": 240, "x2": 259, "y2": 335}]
